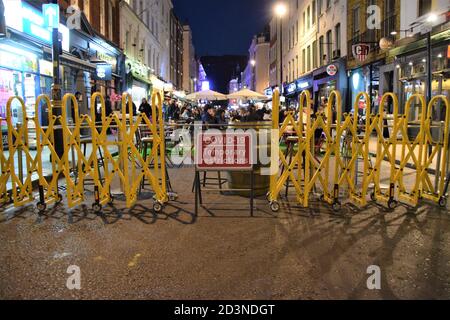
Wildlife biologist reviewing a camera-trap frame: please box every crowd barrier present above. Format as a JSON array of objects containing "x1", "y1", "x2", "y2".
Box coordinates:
[
  {"x1": 0, "y1": 92, "x2": 168, "y2": 213},
  {"x1": 0, "y1": 89, "x2": 448, "y2": 214},
  {"x1": 268, "y1": 89, "x2": 449, "y2": 212}
]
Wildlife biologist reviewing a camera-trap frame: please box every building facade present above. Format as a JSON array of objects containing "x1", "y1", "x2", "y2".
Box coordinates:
[
  {"x1": 347, "y1": 0, "x2": 400, "y2": 112},
  {"x1": 388, "y1": 0, "x2": 449, "y2": 120},
  {"x1": 170, "y1": 10, "x2": 183, "y2": 90},
  {"x1": 182, "y1": 24, "x2": 197, "y2": 93}
]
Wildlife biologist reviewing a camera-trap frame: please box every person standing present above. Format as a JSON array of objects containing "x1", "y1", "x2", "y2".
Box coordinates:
[{"x1": 139, "y1": 98, "x2": 152, "y2": 119}]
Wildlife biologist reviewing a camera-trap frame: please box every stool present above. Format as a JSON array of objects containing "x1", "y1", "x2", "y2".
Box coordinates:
[{"x1": 79, "y1": 137, "x2": 106, "y2": 189}]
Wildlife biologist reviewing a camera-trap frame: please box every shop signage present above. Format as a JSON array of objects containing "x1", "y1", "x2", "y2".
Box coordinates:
[
  {"x1": 0, "y1": 45, "x2": 38, "y2": 72},
  {"x1": 39, "y1": 59, "x2": 53, "y2": 77},
  {"x1": 352, "y1": 44, "x2": 371, "y2": 63},
  {"x1": 326, "y1": 64, "x2": 338, "y2": 76},
  {"x1": 196, "y1": 132, "x2": 254, "y2": 171},
  {"x1": 264, "y1": 87, "x2": 273, "y2": 97},
  {"x1": 94, "y1": 63, "x2": 112, "y2": 81},
  {"x1": 285, "y1": 82, "x2": 297, "y2": 94},
  {"x1": 4, "y1": 1, "x2": 70, "y2": 51},
  {"x1": 97, "y1": 52, "x2": 117, "y2": 70},
  {"x1": 296, "y1": 80, "x2": 311, "y2": 90},
  {"x1": 125, "y1": 58, "x2": 148, "y2": 80},
  {"x1": 42, "y1": 4, "x2": 60, "y2": 29}
]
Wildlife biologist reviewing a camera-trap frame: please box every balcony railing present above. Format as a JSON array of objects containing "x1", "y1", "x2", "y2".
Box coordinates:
[{"x1": 348, "y1": 15, "x2": 397, "y2": 54}]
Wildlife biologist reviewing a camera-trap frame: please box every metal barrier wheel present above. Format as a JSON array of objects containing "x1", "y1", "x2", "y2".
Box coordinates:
[
  {"x1": 370, "y1": 193, "x2": 377, "y2": 202},
  {"x1": 388, "y1": 199, "x2": 398, "y2": 210},
  {"x1": 153, "y1": 201, "x2": 163, "y2": 213},
  {"x1": 92, "y1": 203, "x2": 102, "y2": 213},
  {"x1": 56, "y1": 194, "x2": 63, "y2": 204},
  {"x1": 332, "y1": 202, "x2": 341, "y2": 212},
  {"x1": 36, "y1": 202, "x2": 47, "y2": 212},
  {"x1": 168, "y1": 192, "x2": 178, "y2": 202},
  {"x1": 438, "y1": 197, "x2": 447, "y2": 208},
  {"x1": 269, "y1": 201, "x2": 280, "y2": 212}
]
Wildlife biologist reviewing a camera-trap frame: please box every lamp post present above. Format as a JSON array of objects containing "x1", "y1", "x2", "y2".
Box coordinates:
[
  {"x1": 50, "y1": 0, "x2": 64, "y2": 158},
  {"x1": 274, "y1": 2, "x2": 287, "y2": 94}
]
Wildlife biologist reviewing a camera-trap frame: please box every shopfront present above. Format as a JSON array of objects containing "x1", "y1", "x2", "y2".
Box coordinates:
[
  {"x1": 313, "y1": 58, "x2": 348, "y2": 112},
  {"x1": 348, "y1": 60, "x2": 383, "y2": 116},
  {"x1": 125, "y1": 58, "x2": 152, "y2": 108},
  {"x1": 282, "y1": 74, "x2": 314, "y2": 111},
  {"x1": 0, "y1": 0, "x2": 71, "y2": 146},
  {"x1": 389, "y1": 28, "x2": 450, "y2": 122}
]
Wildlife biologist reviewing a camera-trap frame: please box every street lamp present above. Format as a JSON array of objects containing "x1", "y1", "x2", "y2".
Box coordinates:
[{"x1": 274, "y1": 2, "x2": 287, "y2": 94}]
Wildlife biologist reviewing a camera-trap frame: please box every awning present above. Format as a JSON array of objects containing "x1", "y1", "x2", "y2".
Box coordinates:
[{"x1": 43, "y1": 47, "x2": 96, "y2": 72}]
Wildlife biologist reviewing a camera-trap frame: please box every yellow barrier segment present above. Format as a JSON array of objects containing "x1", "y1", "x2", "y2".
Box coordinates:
[
  {"x1": 395, "y1": 94, "x2": 427, "y2": 206},
  {"x1": 6, "y1": 96, "x2": 35, "y2": 207},
  {"x1": 268, "y1": 88, "x2": 280, "y2": 203},
  {"x1": 34, "y1": 94, "x2": 62, "y2": 209},
  {"x1": 302, "y1": 90, "x2": 335, "y2": 207},
  {"x1": 420, "y1": 95, "x2": 449, "y2": 206},
  {"x1": 0, "y1": 115, "x2": 10, "y2": 203},
  {"x1": 371, "y1": 93, "x2": 400, "y2": 208},
  {"x1": 351, "y1": 92, "x2": 372, "y2": 206}
]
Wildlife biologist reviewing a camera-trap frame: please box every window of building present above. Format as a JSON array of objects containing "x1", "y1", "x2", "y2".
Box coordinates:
[
  {"x1": 319, "y1": 36, "x2": 324, "y2": 66},
  {"x1": 335, "y1": 23, "x2": 341, "y2": 55},
  {"x1": 326, "y1": 30, "x2": 332, "y2": 63},
  {"x1": 313, "y1": 40, "x2": 317, "y2": 69},
  {"x1": 385, "y1": 0, "x2": 396, "y2": 17},
  {"x1": 352, "y1": 6, "x2": 360, "y2": 35},
  {"x1": 302, "y1": 48, "x2": 306, "y2": 74},
  {"x1": 108, "y1": 0, "x2": 113, "y2": 41},
  {"x1": 100, "y1": 0, "x2": 105, "y2": 35},
  {"x1": 327, "y1": 0, "x2": 331, "y2": 9},
  {"x1": 307, "y1": 45, "x2": 311, "y2": 72},
  {"x1": 418, "y1": 0, "x2": 431, "y2": 17},
  {"x1": 307, "y1": 6, "x2": 311, "y2": 30},
  {"x1": 312, "y1": 0, "x2": 316, "y2": 25},
  {"x1": 83, "y1": 0, "x2": 90, "y2": 20},
  {"x1": 303, "y1": 11, "x2": 306, "y2": 32},
  {"x1": 318, "y1": 0, "x2": 322, "y2": 15}
]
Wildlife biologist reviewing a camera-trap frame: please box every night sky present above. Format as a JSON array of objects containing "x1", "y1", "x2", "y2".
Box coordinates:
[{"x1": 172, "y1": 0, "x2": 272, "y2": 56}]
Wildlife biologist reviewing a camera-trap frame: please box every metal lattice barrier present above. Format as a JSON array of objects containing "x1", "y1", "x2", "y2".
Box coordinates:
[
  {"x1": 268, "y1": 89, "x2": 449, "y2": 212},
  {"x1": 0, "y1": 92, "x2": 169, "y2": 213}
]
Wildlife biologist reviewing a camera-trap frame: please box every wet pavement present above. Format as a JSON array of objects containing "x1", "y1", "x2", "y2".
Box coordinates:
[{"x1": 1, "y1": 166, "x2": 450, "y2": 300}]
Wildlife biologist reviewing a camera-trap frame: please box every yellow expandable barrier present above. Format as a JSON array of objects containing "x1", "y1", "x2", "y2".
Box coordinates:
[
  {"x1": 370, "y1": 93, "x2": 401, "y2": 209},
  {"x1": 0, "y1": 91, "x2": 168, "y2": 213},
  {"x1": 395, "y1": 94, "x2": 427, "y2": 207},
  {"x1": 419, "y1": 95, "x2": 449, "y2": 207},
  {"x1": 0, "y1": 114, "x2": 10, "y2": 203},
  {"x1": 6, "y1": 97, "x2": 34, "y2": 207},
  {"x1": 267, "y1": 91, "x2": 449, "y2": 213},
  {"x1": 34, "y1": 94, "x2": 63, "y2": 211},
  {"x1": 268, "y1": 89, "x2": 307, "y2": 211}
]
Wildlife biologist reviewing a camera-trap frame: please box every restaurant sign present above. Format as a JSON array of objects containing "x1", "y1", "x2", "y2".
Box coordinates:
[
  {"x1": 352, "y1": 44, "x2": 371, "y2": 63},
  {"x1": 195, "y1": 132, "x2": 254, "y2": 170}
]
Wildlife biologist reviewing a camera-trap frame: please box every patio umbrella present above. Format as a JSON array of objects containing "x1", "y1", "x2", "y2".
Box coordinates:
[
  {"x1": 186, "y1": 90, "x2": 227, "y2": 101},
  {"x1": 227, "y1": 88, "x2": 268, "y2": 101}
]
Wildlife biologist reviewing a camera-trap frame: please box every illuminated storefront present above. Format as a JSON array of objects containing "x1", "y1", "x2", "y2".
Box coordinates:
[{"x1": 125, "y1": 58, "x2": 152, "y2": 107}]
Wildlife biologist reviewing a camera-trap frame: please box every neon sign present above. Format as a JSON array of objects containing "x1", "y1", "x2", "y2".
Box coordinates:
[{"x1": 4, "y1": 1, "x2": 70, "y2": 51}]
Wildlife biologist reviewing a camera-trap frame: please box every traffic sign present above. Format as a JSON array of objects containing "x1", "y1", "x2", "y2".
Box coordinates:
[{"x1": 43, "y1": 4, "x2": 60, "y2": 29}]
